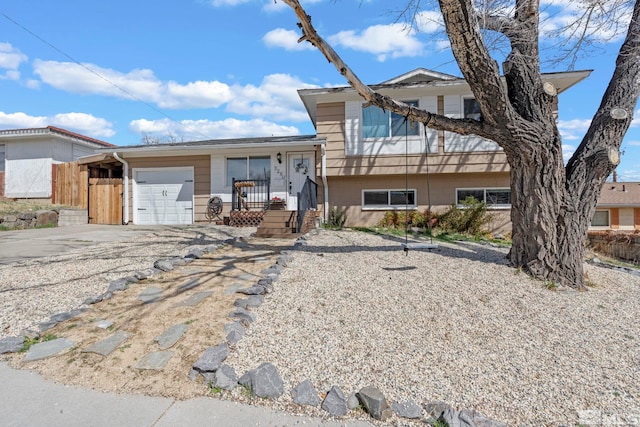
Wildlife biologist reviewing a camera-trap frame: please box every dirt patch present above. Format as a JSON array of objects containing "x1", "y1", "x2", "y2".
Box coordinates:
[{"x1": 2, "y1": 239, "x2": 291, "y2": 399}]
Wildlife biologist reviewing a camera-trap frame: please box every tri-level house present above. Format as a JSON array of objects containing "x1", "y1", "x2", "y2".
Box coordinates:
[{"x1": 71, "y1": 68, "x2": 590, "y2": 234}]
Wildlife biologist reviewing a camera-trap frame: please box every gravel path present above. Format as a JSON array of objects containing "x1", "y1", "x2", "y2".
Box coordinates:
[
  {"x1": 0, "y1": 225, "x2": 253, "y2": 337},
  {"x1": 224, "y1": 229, "x2": 640, "y2": 426},
  {"x1": 2, "y1": 226, "x2": 639, "y2": 426}
]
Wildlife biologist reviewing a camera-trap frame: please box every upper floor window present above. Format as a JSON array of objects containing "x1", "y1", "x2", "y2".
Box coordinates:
[
  {"x1": 362, "y1": 100, "x2": 419, "y2": 138},
  {"x1": 463, "y1": 97, "x2": 482, "y2": 121},
  {"x1": 226, "y1": 156, "x2": 270, "y2": 186},
  {"x1": 457, "y1": 188, "x2": 511, "y2": 207}
]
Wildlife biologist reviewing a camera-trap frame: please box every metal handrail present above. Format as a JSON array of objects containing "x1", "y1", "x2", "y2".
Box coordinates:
[{"x1": 231, "y1": 178, "x2": 271, "y2": 211}]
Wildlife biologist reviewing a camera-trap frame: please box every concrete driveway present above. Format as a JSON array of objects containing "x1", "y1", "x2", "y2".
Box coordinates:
[{"x1": 0, "y1": 224, "x2": 166, "y2": 266}]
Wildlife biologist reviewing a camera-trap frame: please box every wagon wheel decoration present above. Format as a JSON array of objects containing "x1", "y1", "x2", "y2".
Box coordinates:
[{"x1": 206, "y1": 196, "x2": 223, "y2": 222}]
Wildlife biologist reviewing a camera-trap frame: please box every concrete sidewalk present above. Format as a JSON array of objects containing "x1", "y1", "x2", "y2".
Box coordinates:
[{"x1": 0, "y1": 362, "x2": 371, "y2": 427}]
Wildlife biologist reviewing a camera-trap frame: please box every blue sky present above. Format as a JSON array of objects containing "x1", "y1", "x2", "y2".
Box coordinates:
[{"x1": 0, "y1": 0, "x2": 638, "y2": 181}]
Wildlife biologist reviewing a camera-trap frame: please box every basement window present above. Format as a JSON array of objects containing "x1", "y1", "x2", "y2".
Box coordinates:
[{"x1": 363, "y1": 189, "x2": 416, "y2": 210}]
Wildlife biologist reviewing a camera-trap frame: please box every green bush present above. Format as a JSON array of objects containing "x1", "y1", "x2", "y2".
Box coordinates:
[
  {"x1": 438, "y1": 196, "x2": 492, "y2": 237},
  {"x1": 325, "y1": 206, "x2": 346, "y2": 229}
]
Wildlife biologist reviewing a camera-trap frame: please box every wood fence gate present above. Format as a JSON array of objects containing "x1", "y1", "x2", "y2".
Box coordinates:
[{"x1": 88, "y1": 178, "x2": 123, "y2": 225}]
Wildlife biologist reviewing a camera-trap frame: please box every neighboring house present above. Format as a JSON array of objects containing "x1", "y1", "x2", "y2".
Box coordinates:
[
  {"x1": 591, "y1": 182, "x2": 640, "y2": 230},
  {"x1": 0, "y1": 126, "x2": 114, "y2": 199},
  {"x1": 84, "y1": 68, "x2": 589, "y2": 229}
]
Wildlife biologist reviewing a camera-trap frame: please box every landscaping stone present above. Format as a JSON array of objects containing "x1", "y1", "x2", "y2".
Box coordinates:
[
  {"x1": 441, "y1": 408, "x2": 508, "y2": 427},
  {"x1": 171, "y1": 257, "x2": 188, "y2": 267},
  {"x1": 228, "y1": 307, "x2": 257, "y2": 325},
  {"x1": 233, "y1": 295, "x2": 264, "y2": 309},
  {"x1": 138, "y1": 286, "x2": 163, "y2": 304},
  {"x1": 224, "y1": 283, "x2": 244, "y2": 295},
  {"x1": 107, "y1": 278, "x2": 129, "y2": 293},
  {"x1": 135, "y1": 268, "x2": 160, "y2": 280},
  {"x1": 192, "y1": 343, "x2": 229, "y2": 373},
  {"x1": 223, "y1": 322, "x2": 245, "y2": 336},
  {"x1": 83, "y1": 331, "x2": 131, "y2": 357},
  {"x1": 185, "y1": 248, "x2": 205, "y2": 259},
  {"x1": 0, "y1": 336, "x2": 24, "y2": 354},
  {"x1": 357, "y1": 385, "x2": 392, "y2": 421},
  {"x1": 83, "y1": 294, "x2": 104, "y2": 305},
  {"x1": 123, "y1": 275, "x2": 139, "y2": 284},
  {"x1": 156, "y1": 324, "x2": 189, "y2": 350},
  {"x1": 237, "y1": 273, "x2": 259, "y2": 281},
  {"x1": 38, "y1": 320, "x2": 60, "y2": 332},
  {"x1": 321, "y1": 386, "x2": 348, "y2": 417},
  {"x1": 176, "y1": 291, "x2": 212, "y2": 307},
  {"x1": 347, "y1": 393, "x2": 360, "y2": 410},
  {"x1": 424, "y1": 401, "x2": 451, "y2": 420},
  {"x1": 153, "y1": 260, "x2": 174, "y2": 272},
  {"x1": 226, "y1": 329, "x2": 243, "y2": 344},
  {"x1": 236, "y1": 285, "x2": 267, "y2": 295},
  {"x1": 392, "y1": 400, "x2": 422, "y2": 419},
  {"x1": 238, "y1": 362, "x2": 284, "y2": 398},
  {"x1": 276, "y1": 254, "x2": 293, "y2": 267},
  {"x1": 35, "y1": 210, "x2": 58, "y2": 227},
  {"x1": 214, "y1": 364, "x2": 238, "y2": 390},
  {"x1": 94, "y1": 319, "x2": 113, "y2": 329},
  {"x1": 291, "y1": 380, "x2": 320, "y2": 407},
  {"x1": 177, "y1": 277, "x2": 200, "y2": 293},
  {"x1": 24, "y1": 338, "x2": 74, "y2": 362},
  {"x1": 135, "y1": 351, "x2": 173, "y2": 370},
  {"x1": 50, "y1": 308, "x2": 86, "y2": 323}
]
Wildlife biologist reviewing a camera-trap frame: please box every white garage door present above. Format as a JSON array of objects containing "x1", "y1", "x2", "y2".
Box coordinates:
[{"x1": 135, "y1": 168, "x2": 194, "y2": 225}]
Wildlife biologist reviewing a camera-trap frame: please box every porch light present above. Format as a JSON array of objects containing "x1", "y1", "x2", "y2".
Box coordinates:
[{"x1": 277, "y1": 152, "x2": 282, "y2": 164}]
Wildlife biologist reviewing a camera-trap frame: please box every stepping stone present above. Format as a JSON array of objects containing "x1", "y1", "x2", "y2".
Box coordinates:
[
  {"x1": 136, "y1": 351, "x2": 173, "y2": 370},
  {"x1": 237, "y1": 273, "x2": 259, "y2": 281},
  {"x1": 224, "y1": 283, "x2": 244, "y2": 295},
  {"x1": 24, "y1": 338, "x2": 74, "y2": 362},
  {"x1": 176, "y1": 291, "x2": 212, "y2": 307},
  {"x1": 94, "y1": 319, "x2": 113, "y2": 329},
  {"x1": 83, "y1": 331, "x2": 131, "y2": 357},
  {"x1": 156, "y1": 324, "x2": 189, "y2": 350},
  {"x1": 139, "y1": 286, "x2": 163, "y2": 304},
  {"x1": 177, "y1": 278, "x2": 200, "y2": 293}
]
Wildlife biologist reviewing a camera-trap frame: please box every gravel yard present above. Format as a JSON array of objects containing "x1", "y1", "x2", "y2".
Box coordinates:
[
  {"x1": 0, "y1": 225, "x2": 253, "y2": 337},
  {"x1": 1, "y1": 226, "x2": 639, "y2": 426},
  {"x1": 224, "y1": 229, "x2": 640, "y2": 426}
]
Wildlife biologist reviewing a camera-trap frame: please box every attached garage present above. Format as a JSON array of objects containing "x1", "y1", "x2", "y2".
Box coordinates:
[{"x1": 133, "y1": 167, "x2": 194, "y2": 225}]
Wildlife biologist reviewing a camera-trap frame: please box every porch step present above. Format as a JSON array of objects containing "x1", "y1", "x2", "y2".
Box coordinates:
[
  {"x1": 254, "y1": 210, "x2": 299, "y2": 239},
  {"x1": 58, "y1": 209, "x2": 89, "y2": 226}
]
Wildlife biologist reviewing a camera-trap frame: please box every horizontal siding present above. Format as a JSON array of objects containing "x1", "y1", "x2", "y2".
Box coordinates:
[{"x1": 327, "y1": 172, "x2": 511, "y2": 234}]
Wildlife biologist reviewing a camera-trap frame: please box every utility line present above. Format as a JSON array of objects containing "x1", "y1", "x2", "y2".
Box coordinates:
[{"x1": 0, "y1": 11, "x2": 214, "y2": 142}]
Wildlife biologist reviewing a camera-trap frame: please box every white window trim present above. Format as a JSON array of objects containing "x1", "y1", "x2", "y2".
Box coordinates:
[
  {"x1": 590, "y1": 209, "x2": 611, "y2": 228},
  {"x1": 455, "y1": 187, "x2": 511, "y2": 209},
  {"x1": 362, "y1": 100, "x2": 421, "y2": 141},
  {"x1": 362, "y1": 188, "x2": 417, "y2": 210}
]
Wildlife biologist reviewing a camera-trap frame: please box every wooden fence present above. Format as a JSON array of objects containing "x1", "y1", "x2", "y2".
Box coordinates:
[
  {"x1": 53, "y1": 161, "x2": 88, "y2": 208},
  {"x1": 53, "y1": 162, "x2": 123, "y2": 224},
  {"x1": 88, "y1": 178, "x2": 122, "y2": 225}
]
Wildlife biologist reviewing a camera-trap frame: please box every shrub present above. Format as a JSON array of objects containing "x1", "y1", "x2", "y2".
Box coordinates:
[
  {"x1": 325, "y1": 206, "x2": 346, "y2": 229},
  {"x1": 438, "y1": 196, "x2": 492, "y2": 237}
]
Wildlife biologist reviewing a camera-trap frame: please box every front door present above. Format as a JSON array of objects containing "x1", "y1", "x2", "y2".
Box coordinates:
[{"x1": 287, "y1": 152, "x2": 315, "y2": 210}]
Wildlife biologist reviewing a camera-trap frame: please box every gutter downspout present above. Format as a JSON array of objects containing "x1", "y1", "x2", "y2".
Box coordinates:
[
  {"x1": 112, "y1": 152, "x2": 129, "y2": 225},
  {"x1": 321, "y1": 145, "x2": 329, "y2": 223}
]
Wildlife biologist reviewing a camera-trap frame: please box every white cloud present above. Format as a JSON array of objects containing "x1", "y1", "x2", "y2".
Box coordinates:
[
  {"x1": 128, "y1": 117, "x2": 300, "y2": 141},
  {"x1": 328, "y1": 23, "x2": 424, "y2": 61},
  {"x1": 632, "y1": 108, "x2": 640, "y2": 127},
  {"x1": 626, "y1": 140, "x2": 640, "y2": 146},
  {"x1": 416, "y1": 10, "x2": 444, "y2": 34},
  {"x1": 0, "y1": 111, "x2": 115, "y2": 137},
  {"x1": 263, "y1": 28, "x2": 313, "y2": 51},
  {"x1": 228, "y1": 73, "x2": 320, "y2": 121},
  {"x1": 33, "y1": 60, "x2": 233, "y2": 109},
  {"x1": 562, "y1": 143, "x2": 577, "y2": 163},
  {"x1": 0, "y1": 43, "x2": 27, "y2": 80},
  {"x1": 557, "y1": 118, "x2": 591, "y2": 141},
  {"x1": 31, "y1": 60, "x2": 316, "y2": 121}
]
